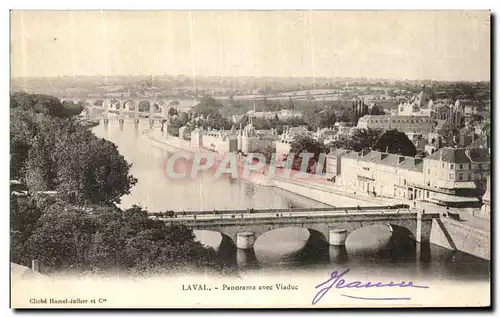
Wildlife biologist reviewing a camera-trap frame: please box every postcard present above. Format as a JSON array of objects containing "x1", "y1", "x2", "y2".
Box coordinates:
[{"x1": 10, "y1": 10, "x2": 491, "y2": 308}]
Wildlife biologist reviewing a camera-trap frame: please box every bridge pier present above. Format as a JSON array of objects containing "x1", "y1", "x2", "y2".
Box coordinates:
[
  {"x1": 416, "y1": 211, "x2": 433, "y2": 243},
  {"x1": 236, "y1": 232, "x2": 256, "y2": 249},
  {"x1": 329, "y1": 228, "x2": 347, "y2": 246}
]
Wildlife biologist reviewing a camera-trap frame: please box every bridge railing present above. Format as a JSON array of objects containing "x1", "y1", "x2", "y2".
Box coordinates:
[
  {"x1": 152, "y1": 208, "x2": 418, "y2": 221},
  {"x1": 149, "y1": 204, "x2": 412, "y2": 219}
]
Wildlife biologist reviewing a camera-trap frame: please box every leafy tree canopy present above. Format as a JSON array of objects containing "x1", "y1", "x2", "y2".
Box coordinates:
[
  {"x1": 289, "y1": 135, "x2": 328, "y2": 173},
  {"x1": 374, "y1": 129, "x2": 417, "y2": 157}
]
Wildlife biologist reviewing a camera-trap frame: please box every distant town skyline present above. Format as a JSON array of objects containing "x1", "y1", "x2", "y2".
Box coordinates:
[{"x1": 11, "y1": 10, "x2": 491, "y2": 81}]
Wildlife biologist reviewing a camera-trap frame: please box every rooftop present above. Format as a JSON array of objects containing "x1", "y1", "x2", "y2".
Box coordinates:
[
  {"x1": 343, "y1": 150, "x2": 423, "y2": 171},
  {"x1": 426, "y1": 147, "x2": 490, "y2": 164}
]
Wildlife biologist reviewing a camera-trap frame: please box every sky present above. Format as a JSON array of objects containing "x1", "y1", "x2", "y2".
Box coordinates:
[{"x1": 10, "y1": 10, "x2": 491, "y2": 81}]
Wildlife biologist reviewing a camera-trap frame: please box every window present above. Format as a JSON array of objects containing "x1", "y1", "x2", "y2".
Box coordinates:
[
  {"x1": 468, "y1": 164, "x2": 471, "y2": 169},
  {"x1": 404, "y1": 179, "x2": 407, "y2": 186},
  {"x1": 428, "y1": 169, "x2": 431, "y2": 174},
  {"x1": 459, "y1": 164, "x2": 463, "y2": 169},
  {"x1": 458, "y1": 173, "x2": 463, "y2": 181},
  {"x1": 468, "y1": 173, "x2": 472, "y2": 180},
  {"x1": 442, "y1": 163, "x2": 445, "y2": 168},
  {"x1": 450, "y1": 173, "x2": 454, "y2": 180},
  {"x1": 450, "y1": 164, "x2": 454, "y2": 169}
]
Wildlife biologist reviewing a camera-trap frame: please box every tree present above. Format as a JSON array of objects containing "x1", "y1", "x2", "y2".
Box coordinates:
[
  {"x1": 11, "y1": 92, "x2": 79, "y2": 118},
  {"x1": 374, "y1": 129, "x2": 417, "y2": 157},
  {"x1": 16, "y1": 201, "x2": 224, "y2": 276},
  {"x1": 369, "y1": 105, "x2": 385, "y2": 115},
  {"x1": 337, "y1": 107, "x2": 354, "y2": 123},
  {"x1": 168, "y1": 107, "x2": 178, "y2": 117},
  {"x1": 22, "y1": 201, "x2": 98, "y2": 273},
  {"x1": 471, "y1": 114, "x2": 484, "y2": 123},
  {"x1": 53, "y1": 126, "x2": 137, "y2": 205},
  {"x1": 289, "y1": 135, "x2": 328, "y2": 173},
  {"x1": 306, "y1": 90, "x2": 315, "y2": 102},
  {"x1": 288, "y1": 97, "x2": 295, "y2": 110},
  {"x1": 331, "y1": 128, "x2": 383, "y2": 152}
]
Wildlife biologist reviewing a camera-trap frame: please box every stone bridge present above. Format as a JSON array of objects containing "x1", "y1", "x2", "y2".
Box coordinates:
[
  {"x1": 157, "y1": 208, "x2": 440, "y2": 249},
  {"x1": 63, "y1": 97, "x2": 193, "y2": 123}
]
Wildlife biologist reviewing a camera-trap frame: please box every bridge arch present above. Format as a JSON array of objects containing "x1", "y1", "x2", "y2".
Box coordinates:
[
  {"x1": 152, "y1": 100, "x2": 166, "y2": 113},
  {"x1": 123, "y1": 99, "x2": 136, "y2": 111},
  {"x1": 110, "y1": 99, "x2": 121, "y2": 110},
  {"x1": 138, "y1": 100, "x2": 151, "y2": 112},
  {"x1": 164, "y1": 210, "x2": 436, "y2": 249},
  {"x1": 193, "y1": 229, "x2": 236, "y2": 264}
]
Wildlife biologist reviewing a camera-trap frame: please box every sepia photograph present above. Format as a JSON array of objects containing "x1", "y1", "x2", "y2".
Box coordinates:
[{"x1": 9, "y1": 9, "x2": 491, "y2": 308}]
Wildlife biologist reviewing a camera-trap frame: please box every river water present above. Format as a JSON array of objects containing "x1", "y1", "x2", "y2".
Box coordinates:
[{"x1": 92, "y1": 121, "x2": 490, "y2": 283}]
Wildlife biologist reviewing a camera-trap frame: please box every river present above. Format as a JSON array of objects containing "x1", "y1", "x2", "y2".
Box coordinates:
[{"x1": 91, "y1": 121, "x2": 490, "y2": 283}]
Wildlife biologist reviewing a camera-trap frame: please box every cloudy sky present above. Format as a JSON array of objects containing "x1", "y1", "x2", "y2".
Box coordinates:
[{"x1": 10, "y1": 10, "x2": 490, "y2": 81}]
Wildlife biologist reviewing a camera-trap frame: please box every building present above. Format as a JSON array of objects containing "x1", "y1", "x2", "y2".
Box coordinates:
[
  {"x1": 315, "y1": 128, "x2": 336, "y2": 144},
  {"x1": 334, "y1": 147, "x2": 489, "y2": 207},
  {"x1": 274, "y1": 126, "x2": 311, "y2": 161},
  {"x1": 337, "y1": 150, "x2": 424, "y2": 200},
  {"x1": 246, "y1": 109, "x2": 303, "y2": 121},
  {"x1": 420, "y1": 147, "x2": 490, "y2": 207},
  {"x1": 190, "y1": 126, "x2": 238, "y2": 153},
  {"x1": 397, "y1": 87, "x2": 433, "y2": 116},
  {"x1": 237, "y1": 122, "x2": 276, "y2": 154},
  {"x1": 356, "y1": 115, "x2": 435, "y2": 137},
  {"x1": 325, "y1": 149, "x2": 350, "y2": 181},
  {"x1": 434, "y1": 100, "x2": 465, "y2": 127}
]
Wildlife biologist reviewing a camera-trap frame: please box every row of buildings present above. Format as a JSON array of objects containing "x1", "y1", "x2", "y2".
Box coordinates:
[
  {"x1": 325, "y1": 146, "x2": 490, "y2": 209},
  {"x1": 188, "y1": 121, "x2": 277, "y2": 154}
]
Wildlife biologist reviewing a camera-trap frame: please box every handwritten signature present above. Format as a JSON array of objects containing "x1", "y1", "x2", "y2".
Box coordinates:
[{"x1": 312, "y1": 269, "x2": 429, "y2": 305}]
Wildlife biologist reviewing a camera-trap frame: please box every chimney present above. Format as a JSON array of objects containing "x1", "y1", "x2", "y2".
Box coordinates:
[
  {"x1": 398, "y1": 156, "x2": 405, "y2": 164},
  {"x1": 32, "y1": 259, "x2": 40, "y2": 272}
]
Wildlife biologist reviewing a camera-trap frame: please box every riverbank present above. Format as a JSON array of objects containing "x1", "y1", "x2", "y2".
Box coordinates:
[{"x1": 143, "y1": 128, "x2": 398, "y2": 207}]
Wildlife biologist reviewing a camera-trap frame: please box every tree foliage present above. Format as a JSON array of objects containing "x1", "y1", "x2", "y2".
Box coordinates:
[
  {"x1": 10, "y1": 93, "x2": 138, "y2": 205},
  {"x1": 369, "y1": 105, "x2": 386, "y2": 115},
  {"x1": 168, "y1": 107, "x2": 178, "y2": 117},
  {"x1": 12, "y1": 200, "x2": 224, "y2": 276},
  {"x1": 329, "y1": 128, "x2": 384, "y2": 152},
  {"x1": 289, "y1": 135, "x2": 328, "y2": 173},
  {"x1": 10, "y1": 91, "x2": 225, "y2": 276},
  {"x1": 304, "y1": 104, "x2": 337, "y2": 131},
  {"x1": 374, "y1": 129, "x2": 417, "y2": 157}
]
